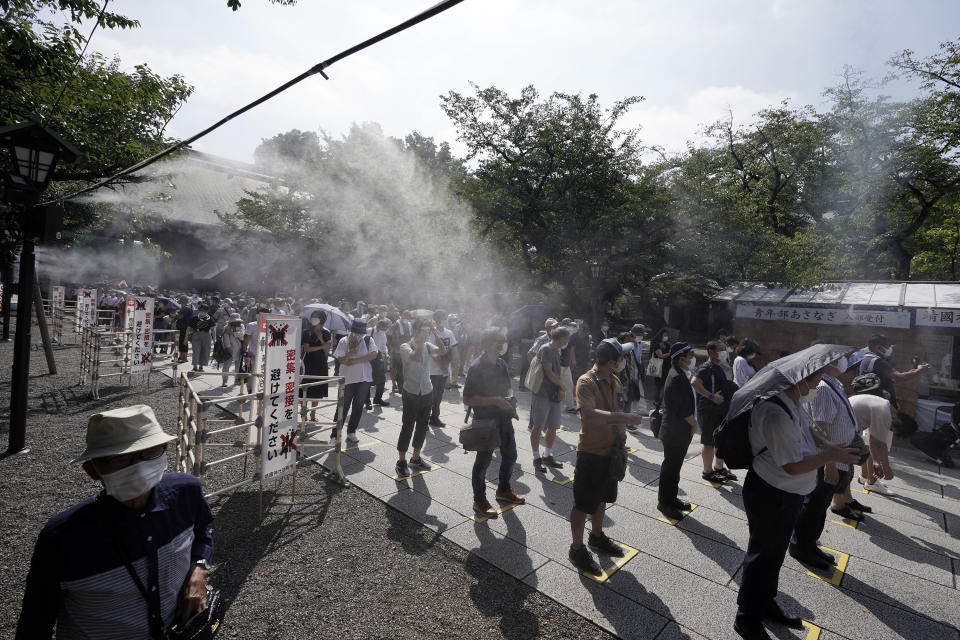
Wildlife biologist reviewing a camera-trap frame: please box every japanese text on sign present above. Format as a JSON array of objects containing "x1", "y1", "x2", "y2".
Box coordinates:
[
  {"x1": 735, "y1": 304, "x2": 912, "y2": 329},
  {"x1": 259, "y1": 314, "x2": 302, "y2": 481},
  {"x1": 915, "y1": 308, "x2": 960, "y2": 330},
  {"x1": 129, "y1": 297, "x2": 154, "y2": 375}
]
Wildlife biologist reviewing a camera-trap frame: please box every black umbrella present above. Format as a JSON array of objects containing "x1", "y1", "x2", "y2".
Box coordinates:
[{"x1": 726, "y1": 344, "x2": 853, "y2": 422}]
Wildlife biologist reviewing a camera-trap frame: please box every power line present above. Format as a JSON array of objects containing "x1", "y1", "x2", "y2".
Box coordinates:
[{"x1": 44, "y1": 0, "x2": 466, "y2": 205}]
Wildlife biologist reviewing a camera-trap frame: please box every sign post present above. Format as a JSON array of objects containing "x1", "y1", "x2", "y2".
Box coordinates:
[
  {"x1": 258, "y1": 314, "x2": 302, "y2": 483},
  {"x1": 129, "y1": 296, "x2": 154, "y2": 378}
]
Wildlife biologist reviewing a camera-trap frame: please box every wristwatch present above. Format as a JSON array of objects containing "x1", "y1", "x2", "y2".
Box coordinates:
[{"x1": 193, "y1": 558, "x2": 211, "y2": 571}]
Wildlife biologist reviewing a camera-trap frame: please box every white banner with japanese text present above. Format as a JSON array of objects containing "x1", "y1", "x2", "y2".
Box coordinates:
[
  {"x1": 85, "y1": 289, "x2": 97, "y2": 326},
  {"x1": 125, "y1": 296, "x2": 135, "y2": 332},
  {"x1": 52, "y1": 286, "x2": 65, "y2": 310},
  {"x1": 736, "y1": 303, "x2": 912, "y2": 329},
  {"x1": 915, "y1": 308, "x2": 960, "y2": 330},
  {"x1": 129, "y1": 297, "x2": 154, "y2": 375},
  {"x1": 258, "y1": 314, "x2": 302, "y2": 481}
]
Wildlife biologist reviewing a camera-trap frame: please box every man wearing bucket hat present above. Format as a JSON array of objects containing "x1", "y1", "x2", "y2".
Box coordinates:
[{"x1": 17, "y1": 405, "x2": 214, "y2": 639}]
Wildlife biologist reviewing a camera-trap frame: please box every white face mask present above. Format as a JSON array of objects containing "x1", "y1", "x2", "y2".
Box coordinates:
[
  {"x1": 615, "y1": 358, "x2": 626, "y2": 372},
  {"x1": 602, "y1": 325, "x2": 609, "y2": 333},
  {"x1": 310, "y1": 317, "x2": 321, "y2": 326},
  {"x1": 883, "y1": 345, "x2": 894, "y2": 358},
  {"x1": 718, "y1": 350, "x2": 729, "y2": 364},
  {"x1": 99, "y1": 455, "x2": 167, "y2": 502},
  {"x1": 498, "y1": 342, "x2": 508, "y2": 356}
]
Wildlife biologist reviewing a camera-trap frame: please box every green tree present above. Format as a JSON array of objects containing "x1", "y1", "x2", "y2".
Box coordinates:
[{"x1": 440, "y1": 83, "x2": 671, "y2": 327}]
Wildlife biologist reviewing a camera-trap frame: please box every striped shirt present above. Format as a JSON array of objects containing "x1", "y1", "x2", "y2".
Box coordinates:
[
  {"x1": 809, "y1": 374, "x2": 858, "y2": 471},
  {"x1": 17, "y1": 473, "x2": 214, "y2": 639}
]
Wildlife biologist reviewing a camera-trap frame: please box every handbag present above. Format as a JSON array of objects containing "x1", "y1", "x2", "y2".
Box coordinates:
[
  {"x1": 588, "y1": 372, "x2": 628, "y2": 482},
  {"x1": 458, "y1": 406, "x2": 501, "y2": 451},
  {"x1": 646, "y1": 356, "x2": 664, "y2": 378},
  {"x1": 524, "y1": 352, "x2": 544, "y2": 393}
]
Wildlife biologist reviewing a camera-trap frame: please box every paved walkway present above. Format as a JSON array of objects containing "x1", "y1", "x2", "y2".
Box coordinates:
[{"x1": 177, "y1": 371, "x2": 960, "y2": 640}]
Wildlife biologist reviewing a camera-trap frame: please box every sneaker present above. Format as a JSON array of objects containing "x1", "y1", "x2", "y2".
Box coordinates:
[
  {"x1": 673, "y1": 499, "x2": 693, "y2": 511},
  {"x1": 657, "y1": 503, "x2": 685, "y2": 521},
  {"x1": 473, "y1": 499, "x2": 497, "y2": 518},
  {"x1": 542, "y1": 455, "x2": 563, "y2": 469},
  {"x1": 373, "y1": 399, "x2": 390, "y2": 406},
  {"x1": 408, "y1": 457, "x2": 432, "y2": 470},
  {"x1": 396, "y1": 460, "x2": 411, "y2": 477},
  {"x1": 625, "y1": 424, "x2": 639, "y2": 433},
  {"x1": 345, "y1": 432, "x2": 360, "y2": 444},
  {"x1": 429, "y1": 418, "x2": 445, "y2": 428},
  {"x1": 830, "y1": 505, "x2": 864, "y2": 522},
  {"x1": 587, "y1": 531, "x2": 624, "y2": 557},
  {"x1": 533, "y1": 457, "x2": 547, "y2": 473},
  {"x1": 568, "y1": 545, "x2": 602, "y2": 576},
  {"x1": 862, "y1": 477, "x2": 895, "y2": 495},
  {"x1": 494, "y1": 489, "x2": 525, "y2": 504},
  {"x1": 365, "y1": 402, "x2": 373, "y2": 410}
]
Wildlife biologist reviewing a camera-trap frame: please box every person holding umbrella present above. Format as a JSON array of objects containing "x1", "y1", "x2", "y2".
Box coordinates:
[{"x1": 731, "y1": 344, "x2": 861, "y2": 640}]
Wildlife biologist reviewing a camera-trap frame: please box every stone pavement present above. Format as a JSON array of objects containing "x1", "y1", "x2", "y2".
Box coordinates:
[{"x1": 177, "y1": 371, "x2": 960, "y2": 640}]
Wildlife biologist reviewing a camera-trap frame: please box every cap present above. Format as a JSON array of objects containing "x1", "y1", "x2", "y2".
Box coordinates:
[
  {"x1": 669, "y1": 342, "x2": 693, "y2": 359},
  {"x1": 630, "y1": 324, "x2": 646, "y2": 336},
  {"x1": 544, "y1": 317, "x2": 559, "y2": 330},
  {"x1": 596, "y1": 337, "x2": 635, "y2": 364},
  {"x1": 73, "y1": 405, "x2": 174, "y2": 463},
  {"x1": 350, "y1": 319, "x2": 367, "y2": 334}
]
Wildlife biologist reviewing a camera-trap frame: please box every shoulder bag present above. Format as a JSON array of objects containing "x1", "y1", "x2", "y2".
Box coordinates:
[
  {"x1": 645, "y1": 356, "x2": 664, "y2": 378},
  {"x1": 524, "y1": 350, "x2": 544, "y2": 393},
  {"x1": 458, "y1": 406, "x2": 501, "y2": 451}
]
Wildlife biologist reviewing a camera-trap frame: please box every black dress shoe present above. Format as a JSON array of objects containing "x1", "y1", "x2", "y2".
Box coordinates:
[
  {"x1": 673, "y1": 499, "x2": 692, "y2": 511},
  {"x1": 764, "y1": 600, "x2": 804, "y2": 629},
  {"x1": 848, "y1": 499, "x2": 872, "y2": 513},
  {"x1": 657, "y1": 504, "x2": 685, "y2": 521},
  {"x1": 815, "y1": 547, "x2": 836, "y2": 565},
  {"x1": 733, "y1": 618, "x2": 772, "y2": 640},
  {"x1": 789, "y1": 545, "x2": 831, "y2": 570},
  {"x1": 830, "y1": 505, "x2": 864, "y2": 522}
]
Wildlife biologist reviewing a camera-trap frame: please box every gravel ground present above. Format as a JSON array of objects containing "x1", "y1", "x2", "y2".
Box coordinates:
[{"x1": 0, "y1": 328, "x2": 615, "y2": 639}]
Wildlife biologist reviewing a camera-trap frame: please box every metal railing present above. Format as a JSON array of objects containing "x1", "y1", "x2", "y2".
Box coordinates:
[
  {"x1": 175, "y1": 371, "x2": 347, "y2": 506},
  {"x1": 77, "y1": 324, "x2": 183, "y2": 398}
]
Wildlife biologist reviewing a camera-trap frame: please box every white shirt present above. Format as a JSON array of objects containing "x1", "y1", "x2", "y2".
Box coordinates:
[
  {"x1": 334, "y1": 335, "x2": 374, "y2": 385},
  {"x1": 733, "y1": 355, "x2": 756, "y2": 387},
  {"x1": 850, "y1": 393, "x2": 894, "y2": 450},
  {"x1": 750, "y1": 393, "x2": 818, "y2": 495},
  {"x1": 244, "y1": 321, "x2": 259, "y2": 356},
  {"x1": 372, "y1": 329, "x2": 389, "y2": 354},
  {"x1": 426, "y1": 328, "x2": 458, "y2": 377},
  {"x1": 808, "y1": 374, "x2": 858, "y2": 471}
]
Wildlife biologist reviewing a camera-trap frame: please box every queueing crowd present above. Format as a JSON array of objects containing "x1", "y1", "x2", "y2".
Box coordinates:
[{"x1": 17, "y1": 287, "x2": 948, "y2": 640}]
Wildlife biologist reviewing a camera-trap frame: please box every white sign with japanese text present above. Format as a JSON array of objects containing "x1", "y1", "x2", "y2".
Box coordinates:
[
  {"x1": 258, "y1": 314, "x2": 302, "y2": 481},
  {"x1": 85, "y1": 289, "x2": 97, "y2": 326},
  {"x1": 52, "y1": 286, "x2": 65, "y2": 310},
  {"x1": 915, "y1": 308, "x2": 960, "y2": 330},
  {"x1": 125, "y1": 296, "x2": 135, "y2": 332},
  {"x1": 736, "y1": 303, "x2": 912, "y2": 329},
  {"x1": 75, "y1": 290, "x2": 88, "y2": 330},
  {"x1": 129, "y1": 297, "x2": 154, "y2": 375}
]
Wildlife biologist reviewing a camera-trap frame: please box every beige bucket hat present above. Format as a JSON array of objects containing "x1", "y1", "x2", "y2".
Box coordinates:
[{"x1": 73, "y1": 405, "x2": 175, "y2": 463}]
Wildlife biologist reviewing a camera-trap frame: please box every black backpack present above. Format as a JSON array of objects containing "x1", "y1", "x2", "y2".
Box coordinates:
[{"x1": 714, "y1": 395, "x2": 792, "y2": 469}]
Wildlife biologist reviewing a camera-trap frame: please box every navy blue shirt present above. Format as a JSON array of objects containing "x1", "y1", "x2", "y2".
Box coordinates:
[{"x1": 17, "y1": 473, "x2": 214, "y2": 639}]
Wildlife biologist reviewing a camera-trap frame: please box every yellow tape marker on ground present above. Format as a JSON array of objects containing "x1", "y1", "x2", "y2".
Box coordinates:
[
  {"x1": 801, "y1": 620, "x2": 822, "y2": 640},
  {"x1": 552, "y1": 476, "x2": 574, "y2": 486},
  {"x1": 393, "y1": 466, "x2": 440, "y2": 482},
  {"x1": 342, "y1": 440, "x2": 383, "y2": 453},
  {"x1": 657, "y1": 503, "x2": 698, "y2": 525},
  {"x1": 626, "y1": 447, "x2": 637, "y2": 455},
  {"x1": 470, "y1": 500, "x2": 522, "y2": 523},
  {"x1": 807, "y1": 546, "x2": 849, "y2": 586},
  {"x1": 830, "y1": 518, "x2": 859, "y2": 530},
  {"x1": 583, "y1": 543, "x2": 640, "y2": 583},
  {"x1": 703, "y1": 481, "x2": 724, "y2": 488}
]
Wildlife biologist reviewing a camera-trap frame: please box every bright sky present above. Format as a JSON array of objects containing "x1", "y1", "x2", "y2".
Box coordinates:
[{"x1": 90, "y1": 0, "x2": 960, "y2": 164}]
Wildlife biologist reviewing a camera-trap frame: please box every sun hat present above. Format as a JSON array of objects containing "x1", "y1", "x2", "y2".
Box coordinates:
[
  {"x1": 544, "y1": 317, "x2": 559, "y2": 330},
  {"x1": 350, "y1": 319, "x2": 368, "y2": 334},
  {"x1": 630, "y1": 324, "x2": 647, "y2": 336},
  {"x1": 73, "y1": 405, "x2": 175, "y2": 463}
]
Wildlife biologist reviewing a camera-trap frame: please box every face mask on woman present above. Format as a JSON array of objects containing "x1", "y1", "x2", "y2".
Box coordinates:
[
  {"x1": 799, "y1": 380, "x2": 818, "y2": 404},
  {"x1": 615, "y1": 358, "x2": 626, "y2": 372},
  {"x1": 310, "y1": 317, "x2": 321, "y2": 326},
  {"x1": 498, "y1": 342, "x2": 508, "y2": 356}
]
